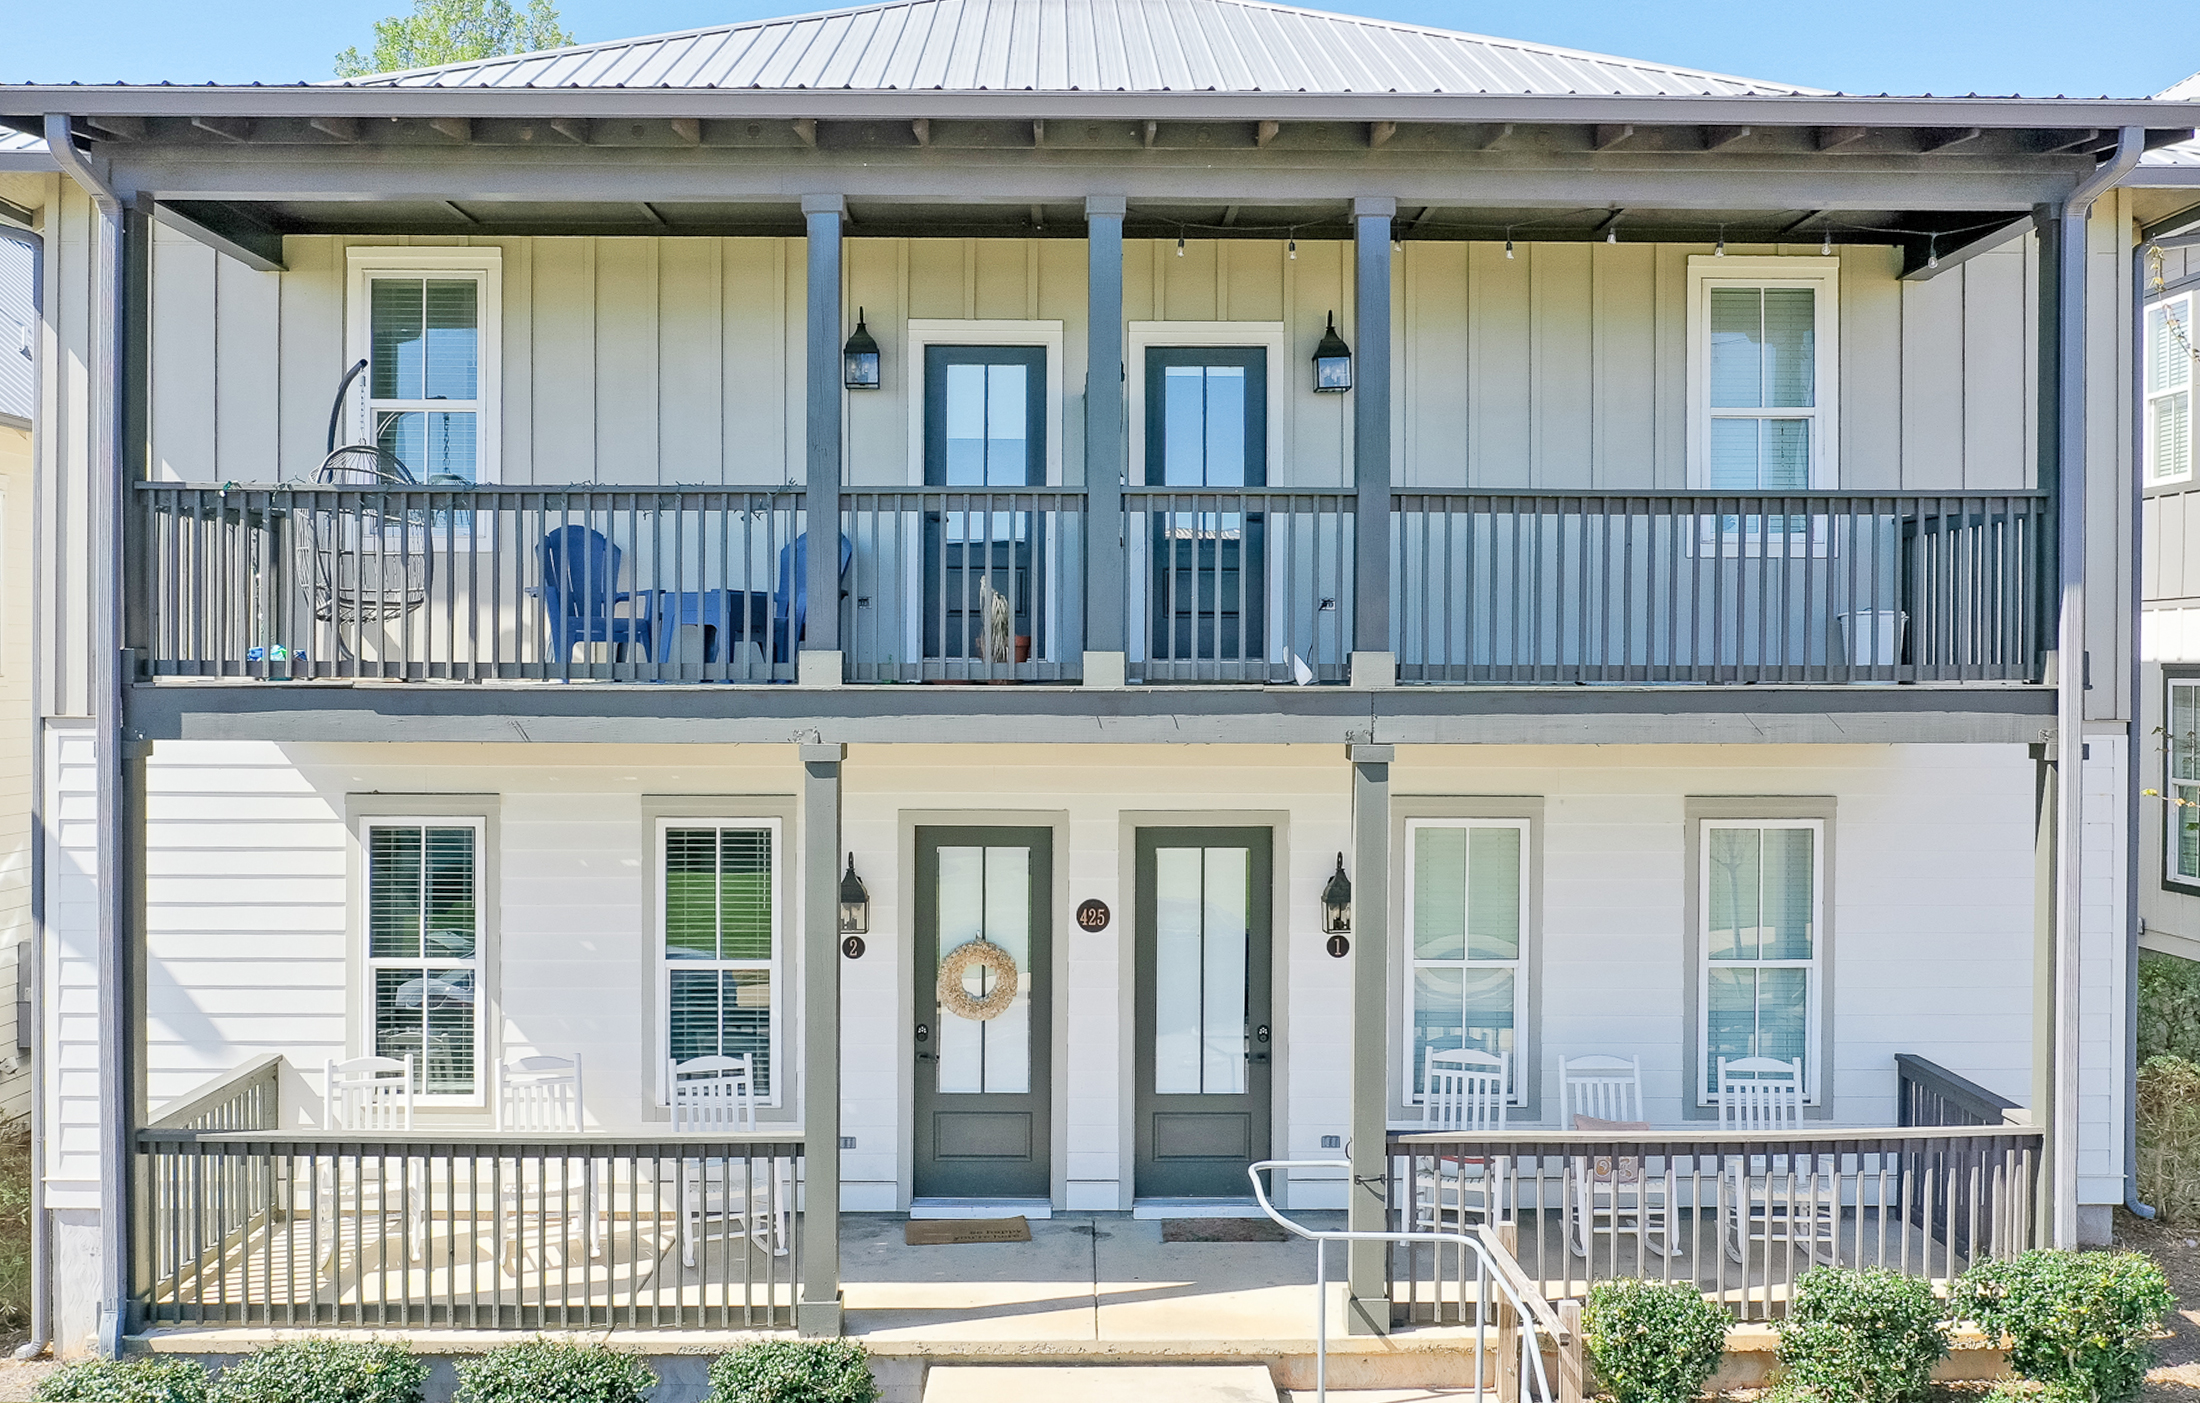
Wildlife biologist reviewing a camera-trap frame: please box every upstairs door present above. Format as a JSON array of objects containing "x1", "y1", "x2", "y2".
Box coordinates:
[
  {"x1": 1144, "y1": 348, "x2": 1267, "y2": 668},
  {"x1": 1133, "y1": 826, "x2": 1273, "y2": 1199},
  {"x1": 912, "y1": 826, "x2": 1053, "y2": 1200},
  {"x1": 922, "y1": 347, "x2": 1047, "y2": 663}
]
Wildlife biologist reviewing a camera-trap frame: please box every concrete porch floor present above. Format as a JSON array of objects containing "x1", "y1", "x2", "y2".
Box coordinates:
[{"x1": 842, "y1": 1212, "x2": 1347, "y2": 1344}]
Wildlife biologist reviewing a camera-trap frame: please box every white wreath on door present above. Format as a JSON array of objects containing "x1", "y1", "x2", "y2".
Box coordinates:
[{"x1": 936, "y1": 938, "x2": 1020, "y2": 1021}]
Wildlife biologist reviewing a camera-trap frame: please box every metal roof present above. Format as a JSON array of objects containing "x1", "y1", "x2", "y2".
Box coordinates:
[
  {"x1": 339, "y1": 0, "x2": 1825, "y2": 98},
  {"x1": 2137, "y1": 72, "x2": 2199, "y2": 175},
  {"x1": 0, "y1": 235, "x2": 32, "y2": 423}
]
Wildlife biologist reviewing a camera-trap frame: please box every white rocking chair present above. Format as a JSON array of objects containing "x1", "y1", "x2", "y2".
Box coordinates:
[
  {"x1": 494, "y1": 1054, "x2": 606, "y2": 1269},
  {"x1": 670, "y1": 1055, "x2": 793, "y2": 1266},
  {"x1": 1718, "y1": 1056, "x2": 1838, "y2": 1266},
  {"x1": 1558, "y1": 1054, "x2": 1675, "y2": 1258},
  {"x1": 1413, "y1": 1047, "x2": 1509, "y2": 1231},
  {"x1": 315, "y1": 1055, "x2": 426, "y2": 1270}
]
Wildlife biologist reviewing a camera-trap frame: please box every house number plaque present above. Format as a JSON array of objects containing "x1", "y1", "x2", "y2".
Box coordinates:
[
  {"x1": 1076, "y1": 899, "x2": 1111, "y2": 932},
  {"x1": 1326, "y1": 933, "x2": 1351, "y2": 958},
  {"x1": 841, "y1": 935, "x2": 866, "y2": 960}
]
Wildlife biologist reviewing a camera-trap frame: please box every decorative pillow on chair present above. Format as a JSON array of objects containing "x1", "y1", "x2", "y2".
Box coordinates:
[{"x1": 1572, "y1": 1115, "x2": 1651, "y2": 1183}]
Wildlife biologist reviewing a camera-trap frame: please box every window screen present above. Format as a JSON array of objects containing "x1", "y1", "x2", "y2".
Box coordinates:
[
  {"x1": 664, "y1": 824, "x2": 778, "y2": 1096},
  {"x1": 365, "y1": 822, "x2": 481, "y2": 1095}
]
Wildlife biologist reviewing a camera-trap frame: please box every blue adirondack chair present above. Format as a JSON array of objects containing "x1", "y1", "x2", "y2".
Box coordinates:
[
  {"x1": 539, "y1": 525, "x2": 655, "y2": 664},
  {"x1": 772, "y1": 532, "x2": 855, "y2": 664}
]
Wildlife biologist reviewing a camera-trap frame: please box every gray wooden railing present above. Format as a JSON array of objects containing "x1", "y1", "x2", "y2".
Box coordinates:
[
  {"x1": 135, "y1": 1129, "x2": 802, "y2": 1330},
  {"x1": 1386, "y1": 1123, "x2": 2042, "y2": 1322},
  {"x1": 140, "y1": 1056, "x2": 286, "y2": 1306},
  {"x1": 136, "y1": 482, "x2": 2048, "y2": 687}
]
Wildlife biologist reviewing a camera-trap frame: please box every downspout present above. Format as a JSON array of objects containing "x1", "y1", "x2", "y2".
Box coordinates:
[
  {"x1": 0, "y1": 217, "x2": 50, "y2": 1361},
  {"x1": 2052, "y1": 127, "x2": 2143, "y2": 1247},
  {"x1": 41, "y1": 115, "x2": 130, "y2": 1358},
  {"x1": 2128, "y1": 224, "x2": 2200, "y2": 1223}
]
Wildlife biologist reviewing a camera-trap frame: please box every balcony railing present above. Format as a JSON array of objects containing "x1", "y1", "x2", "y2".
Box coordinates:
[
  {"x1": 1385, "y1": 1122, "x2": 2042, "y2": 1323},
  {"x1": 136, "y1": 483, "x2": 2049, "y2": 687}
]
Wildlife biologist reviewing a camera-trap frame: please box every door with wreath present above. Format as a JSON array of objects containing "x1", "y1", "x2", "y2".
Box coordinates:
[{"x1": 912, "y1": 826, "x2": 1053, "y2": 1202}]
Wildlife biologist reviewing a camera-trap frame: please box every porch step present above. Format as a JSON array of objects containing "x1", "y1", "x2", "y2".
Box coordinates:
[
  {"x1": 908, "y1": 1197, "x2": 1053, "y2": 1221},
  {"x1": 924, "y1": 1365, "x2": 1278, "y2": 1403},
  {"x1": 1132, "y1": 1197, "x2": 1266, "y2": 1220}
]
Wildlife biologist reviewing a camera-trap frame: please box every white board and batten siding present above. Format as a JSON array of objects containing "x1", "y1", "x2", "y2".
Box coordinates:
[{"x1": 125, "y1": 738, "x2": 2093, "y2": 1214}]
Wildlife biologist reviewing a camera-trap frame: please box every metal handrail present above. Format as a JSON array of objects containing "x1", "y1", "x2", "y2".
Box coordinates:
[{"x1": 1249, "y1": 1158, "x2": 1559, "y2": 1403}]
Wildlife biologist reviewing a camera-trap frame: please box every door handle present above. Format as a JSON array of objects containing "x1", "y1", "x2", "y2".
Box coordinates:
[{"x1": 916, "y1": 1023, "x2": 934, "y2": 1062}]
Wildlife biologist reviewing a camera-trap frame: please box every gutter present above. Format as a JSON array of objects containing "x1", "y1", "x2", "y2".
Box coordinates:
[
  {"x1": 2129, "y1": 222, "x2": 2200, "y2": 1224},
  {"x1": 41, "y1": 114, "x2": 131, "y2": 1359},
  {"x1": 0, "y1": 217, "x2": 45, "y2": 1361}
]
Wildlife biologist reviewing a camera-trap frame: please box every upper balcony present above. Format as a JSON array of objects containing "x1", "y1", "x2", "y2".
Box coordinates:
[{"x1": 138, "y1": 479, "x2": 2047, "y2": 688}]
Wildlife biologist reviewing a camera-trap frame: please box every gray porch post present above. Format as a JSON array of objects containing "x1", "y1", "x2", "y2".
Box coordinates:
[
  {"x1": 1084, "y1": 195, "x2": 1127, "y2": 681},
  {"x1": 799, "y1": 742, "x2": 845, "y2": 1336},
  {"x1": 801, "y1": 195, "x2": 844, "y2": 683},
  {"x1": 1350, "y1": 199, "x2": 1395, "y2": 687},
  {"x1": 1348, "y1": 743, "x2": 1394, "y2": 1334}
]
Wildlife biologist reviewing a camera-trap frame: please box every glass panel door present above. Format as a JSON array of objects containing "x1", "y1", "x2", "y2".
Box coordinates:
[
  {"x1": 922, "y1": 346, "x2": 1047, "y2": 662},
  {"x1": 1144, "y1": 348, "x2": 1266, "y2": 665}
]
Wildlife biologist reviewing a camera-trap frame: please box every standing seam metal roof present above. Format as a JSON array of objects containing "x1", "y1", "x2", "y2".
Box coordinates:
[{"x1": 340, "y1": 0, "x2": 1826, "y2": 96}]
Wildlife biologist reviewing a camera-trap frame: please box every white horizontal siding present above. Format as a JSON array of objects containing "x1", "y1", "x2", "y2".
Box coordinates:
[{"x1": 44, "y1": 722, "x2": 100, "y2": 1210}]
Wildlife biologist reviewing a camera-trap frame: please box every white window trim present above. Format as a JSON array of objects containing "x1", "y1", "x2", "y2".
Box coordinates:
[
  {"x1": 1695, "y1": 817, "x2": 1825, "y2": 1107},
  {"x1": 344, "y1": 247, "x2": 503, "y2": 485},
  {"x1": 654, "y1": 815, "x2": 786, "y2": 1109},
  {"x1": 1125, "y1": 321, "x2": 1291, "y2": 487},
  {"x1": 2148, "y1": 291, "x2": 2195, "y2": 487},
  {"x1": 1401, "y1": 816, "x2": 1532, "y2": 1107},
  {"x1": 360, "y1": 815, "x2": 488, "y2": 1107},
  {"x1": 1685, "y1": 257, "x2": 1840, "y2": 490},
  {"x1": 2166, "y1": 678, "x2": 2200, "y2": 892},
  {"x1": 903, "y1": 320, "x2": 1065, "y2": 487}
]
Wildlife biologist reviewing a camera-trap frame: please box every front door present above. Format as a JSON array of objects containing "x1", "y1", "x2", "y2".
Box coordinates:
[
  {"x1": 913, "y1": 826, "x2": 1052, "y2": 1200},
  {"x1": 1144, "y1": 347, "x2": 1267, "y2": 666},
  {"x1": 1133, "y1": 827, "x2": 1274, "y2": 1199},
  {"x1": 921, "y1": 346, "x2": 1048, "y2": 663}
]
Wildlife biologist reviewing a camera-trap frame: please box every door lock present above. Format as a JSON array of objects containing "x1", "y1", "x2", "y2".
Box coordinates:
[
  {"x1": 916, "y1": 1023, "x2": 934, "y2": 1062},
  {"x1": 1255, "y1": 1025, "x2": 1271, "y2": 1043}
]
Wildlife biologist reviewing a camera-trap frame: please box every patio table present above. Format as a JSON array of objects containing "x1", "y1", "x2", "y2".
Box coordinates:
[{"x1": 654, "y1": 588, "x2": 772, "y2": 664}]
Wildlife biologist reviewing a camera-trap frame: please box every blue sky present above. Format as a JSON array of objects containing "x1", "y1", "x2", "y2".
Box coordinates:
[{"x1": 7, "y1": 0, "x2": 2198, "y2": 98}]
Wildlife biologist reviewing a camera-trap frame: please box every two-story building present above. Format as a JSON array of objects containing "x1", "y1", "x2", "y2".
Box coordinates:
[{"x1": 2, "y1": 0, "x2": 2196, "y2": 1386}]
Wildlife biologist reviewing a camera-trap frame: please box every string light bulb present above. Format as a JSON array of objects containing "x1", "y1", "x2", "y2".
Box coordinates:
[
  {"x1": 1287, "y1": 230, "x2": 1297, "y2": 261},
  {"x1": 1606, "y1": 224, "x2": 1618, "y2": 244},
  {"x1": 1715, "y1": 225, "x2": 1726, "y2": 257},
  {"x1": 1926, "y1": 235, "x2": 1939, "y2": 270},
  {"x1": 1504, "y1": 227, "x2": 1515, "y2": 259},
  {"x1": 1176, "y1": 231, "x2": 1185, "y2": 257},
  {"x1": 1821, "y1": 227, "x2": 1833, "y2": 256}
]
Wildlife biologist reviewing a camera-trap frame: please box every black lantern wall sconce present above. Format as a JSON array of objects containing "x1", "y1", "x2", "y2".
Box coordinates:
[
  {"x1": 842, "y1": 309, "x2": 881, "y2": 390},
  {"x1": 1312, "y1": 312, "x2": 1352, "y2": 393},
  {"x1": 838, "y1": 855, "x2": 870, "y2": 935},
  {"x1": 1321, "y1": 853, "x2": 1353, "y2": 935}
]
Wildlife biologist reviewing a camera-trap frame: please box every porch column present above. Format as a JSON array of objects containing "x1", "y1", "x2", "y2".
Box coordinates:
[
  {"x1": 1348, "y1": 743, "x2": 1393, "y2": 1334},
  {"x1": 1350, "y1": 199, "x2": 1394, "y2": 688},
  {"x1": 801, "y1": 195, "x2": 844, "y2": 681},
  {"x1": 799, "y1": 743, "x2": 845, "y2": 1336},
  {"x1": 1084, "y1": 195, "x2": 1127, "y2": 680}
]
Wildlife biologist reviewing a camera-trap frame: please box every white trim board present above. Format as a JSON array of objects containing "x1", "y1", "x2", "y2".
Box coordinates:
[{"x1": 902, "y1": 319, "x2": 1067, "y2": 487}]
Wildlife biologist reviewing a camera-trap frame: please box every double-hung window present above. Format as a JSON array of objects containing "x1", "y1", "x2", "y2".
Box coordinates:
[
  {"x1": 660, "y1": 820, "x2": 782, "y2": 1103},
  {"x1": 364, "y1": 819, "x2": 484, "y2": 1096},
  {"x1": 1688, "y1": 257, "x2": 1839, "y2": 499},
  {"x1": 2149, "y1": 292, "x2": 2194, "y2": 487},
  {"x1": 1698, "y1": 820, "x2": 1823, "y2": 1102},
  {"x1": 1405, "y1": 819, "x2": 1529, "y2": 1102},
  {"x1": 2167, "y1": 681, "x2": 2200, "y2": 890},
  {"x1": 345, "y1": 249, "x2": 500, "y2": 483}
]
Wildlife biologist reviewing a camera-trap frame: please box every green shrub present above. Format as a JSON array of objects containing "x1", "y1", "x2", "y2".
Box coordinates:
[
  {"x1": 1579, "y1": 1279, "x2": 1729, "y2": 1403},
  {"x1": 2138, "y1": 1054, "x2": 2200, "y2": 1223},
  {"x1": 208, "y1": 1339, "x2": 428, "y2": 1403},
  {"x1": 2139, "y1": 951, "x2": 2200, "y2": 1062},
  {"x1": 1773, "y1": 1267, "x2": 1948, "y2": 1403},
  {"x1": 706, "y1": 1341, "x2": 879, "y2": 1403},
  {"x1": 1952, "y1": 1249, "x2": 2175, "y2": 1403},
  {"x1": 33, "y1": 1358, "x2": 211, "y2": 1403},
  {"x1": 455, "y1": 1339, "x2": 656, "y2": 1403}
]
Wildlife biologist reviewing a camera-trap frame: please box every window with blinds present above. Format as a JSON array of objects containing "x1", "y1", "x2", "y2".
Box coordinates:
[
  {"x1": 662, "y1": 822, "x2": 780, "y2": 1100},
  {"x1": 1405, "y1": 819, "x2": 1529, "y2": 1102},
  {"x1": 1689, "y1": 259, "x2": 1837, "y2": 497},
  {"x1": 366, "y1": 275, "x2": 483, "y2": 482},
  {"x1": 2149, "y1": 294, "x2": 2194, "y2": 486},
  {"x1": 364, "y1": 821, "x2": 483, "y2": 1095},
  {"x1": 2168, "y1": 682, "x2": 2200, "y2": 888},
  {"x1": 1699, "y1": 820, "x2": 1821, "y2": 1102}
]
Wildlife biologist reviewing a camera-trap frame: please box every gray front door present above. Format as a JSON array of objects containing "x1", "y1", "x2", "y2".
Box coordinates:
[
  {"x1": 913, "y1": 826, "x2": 1052, "y2": 1200},
  {"x1": 1134, "y1": 827, "x2": 1274, "y2": 1199}
]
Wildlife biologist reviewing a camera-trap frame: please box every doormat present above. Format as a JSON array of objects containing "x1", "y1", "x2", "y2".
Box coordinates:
[
  {"x1": 905, "y1": 1216, "x2": 1033, "y2": 1246},
  {"x1": 1161, "y1": 1217, "x2": 1290, "y2": 1243}
]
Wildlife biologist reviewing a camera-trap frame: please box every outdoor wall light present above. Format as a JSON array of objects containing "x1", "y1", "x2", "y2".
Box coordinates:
[
  {"x1": 842, "y1": 309, "x2": 881, "y2": 390},
  {"x1": 1321, "y1": 853, "x2": 1353, "y2": 934},
  {"x1": 1312, "y1": 312, "x2": 1353, "y2": 394},
  {"x1": 839, "y1": 855, "x2": 871, "y2": 934}
]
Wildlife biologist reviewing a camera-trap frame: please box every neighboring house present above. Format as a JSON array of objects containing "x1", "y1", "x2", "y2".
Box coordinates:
[
  {"x1": 0, "y1": 0, "x2": 2195, "y2": 1375},
  {"x1": 2138, "y1": 76, "x2": 2200, "y2": 967}
]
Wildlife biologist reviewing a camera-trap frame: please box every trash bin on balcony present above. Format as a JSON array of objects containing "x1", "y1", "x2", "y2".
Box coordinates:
[{"x1": 1836, "y1": 609, "x2": 1907, "y2": 668}]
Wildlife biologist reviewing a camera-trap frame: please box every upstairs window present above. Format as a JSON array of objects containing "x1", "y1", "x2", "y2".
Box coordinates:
[
  {"x1": 2168, "y1": 680, "x2": 2200, "y2": 890},
  {"x1": 2150, "y1": 292, "x2": 2194, "y2": 487},
  {"x1": 1688, "y1": 258, "x2": 1839, "y2": 491},
  {"x1": 345, "y1": 249, "x2": 500, "y2": 484}
]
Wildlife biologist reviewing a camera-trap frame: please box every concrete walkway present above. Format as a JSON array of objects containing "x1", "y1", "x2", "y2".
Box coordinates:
[{"x1": 842, "y1": 1212, "x2": 1347, "y2": 1343}]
